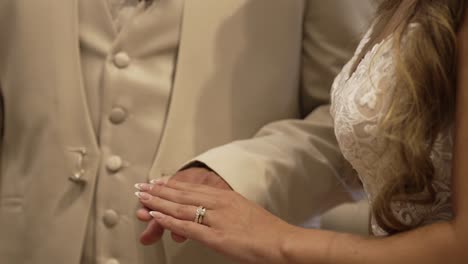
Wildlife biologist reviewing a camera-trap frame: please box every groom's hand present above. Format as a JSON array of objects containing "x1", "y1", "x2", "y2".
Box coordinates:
[{"x1": 137, "y1": 166, "x2": 232, "y2": 245}]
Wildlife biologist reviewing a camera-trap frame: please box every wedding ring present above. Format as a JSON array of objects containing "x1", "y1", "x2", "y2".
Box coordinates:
[{"x1": 194, "y1": 206, "x2": 206, "y2": 224}]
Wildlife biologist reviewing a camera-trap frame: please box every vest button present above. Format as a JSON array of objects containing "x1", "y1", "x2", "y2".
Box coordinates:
[
  {"x1": 114, "y1": 52, "x2": 131, "y2": 68},
  {"x1": 103, "y1": 210, "x2": 119, "y2": 228},
  {"x1": 106, "y1": 155, "x2": 123, "y2": 172},
  {"x1": 106, "y1": 258, "x2": 120, "y2": 264},
  {"x1": 109, "y1": 107, "x2": 127, "y2": 124}
]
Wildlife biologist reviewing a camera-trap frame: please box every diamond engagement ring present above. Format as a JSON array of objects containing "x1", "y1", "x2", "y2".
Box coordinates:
[{"x1": 194, "y1": 206, "x2": 206, "y2": 224}]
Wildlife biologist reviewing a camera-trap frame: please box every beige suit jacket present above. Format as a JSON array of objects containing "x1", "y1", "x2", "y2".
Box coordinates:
[{"x1": 0, "y1": 1, "x2": 374, "y2": 263}]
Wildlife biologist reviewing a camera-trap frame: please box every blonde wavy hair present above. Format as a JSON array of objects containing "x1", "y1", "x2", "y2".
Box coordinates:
[{"x1": 364, "y1": 0, "x2": 466, "y2": 234}]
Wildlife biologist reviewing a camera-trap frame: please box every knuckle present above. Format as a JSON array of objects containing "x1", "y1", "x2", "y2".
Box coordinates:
[
  {"x1": 151, "y1": 184, "x2": 163, "y2": 194},
  {"x1": 174, "y1": 206, "x2": 184, "y2": 217},
  {"x1": 167, "y1": 179, "x2": 179, "y2": 187},
  {"x1": 208, "y1": 229, "x2": 226, "y2": 247},
  {"x1": 179, "y1": 221, "x2": 190, "y2": 236},
  {"x1": 174, "y1": 205, "x2": 190, "y2": 218},
  {"x1": 211, "y1": 199, "x2": 222, "y2": 208},
  {"x1": 179, "y1": 190, "x2": 190, "y2": 198},
  {"x1": 166, "y1": 216, "x2": 176, "y2": 226},
  {"x1": 218, "y1": 194, "x2": 234, "y2": 207},
  {"x1": 150, "y1": 196, "x2": 162, "y2": 206}
]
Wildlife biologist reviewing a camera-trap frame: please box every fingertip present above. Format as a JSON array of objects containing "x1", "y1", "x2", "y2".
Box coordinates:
[
  {"x1": 150, "y1": 178, "x2": 168, "y2": 186},
  {"x1": 139, "y1": 219, "x2": 164, "y2": 245},
  {"x1": 149, "y1": 211, "x2": 166, "y2": 220},
  {"x1": 136, "y1": 208, "x2": 153, "y2": 222},
  {"x1": 171, "y1": 232, "x2": 188, "y2": 243}
]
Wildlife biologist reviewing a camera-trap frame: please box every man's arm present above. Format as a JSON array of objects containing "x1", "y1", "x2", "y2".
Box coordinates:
[{"x1": 192, "y1": 0, "x2": 375, "y2": 224}]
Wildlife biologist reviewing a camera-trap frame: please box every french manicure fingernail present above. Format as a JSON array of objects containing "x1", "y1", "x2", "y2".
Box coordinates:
[
  {"x1": 150, "y1": 179, "x2": 166, "y2": 185},
  {"x1": 135, "y1": 192, "x2": 152, "y2": 201},
  {"x1": 134, "y1": 183, "x2": 153, "y2": 191},
  {"x1": 149, "y1": 211, "x2": 165, "y2": 220}
]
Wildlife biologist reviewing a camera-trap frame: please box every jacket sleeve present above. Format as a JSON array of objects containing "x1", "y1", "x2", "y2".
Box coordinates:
[{"x1": 191, "y1": 0, "x2": 375, "y2": 224}]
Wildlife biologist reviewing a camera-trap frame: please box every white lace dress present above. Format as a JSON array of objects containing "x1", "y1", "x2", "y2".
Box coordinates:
[{"x1": 330, "y1": 25, "x2": 454, "y2": 236}]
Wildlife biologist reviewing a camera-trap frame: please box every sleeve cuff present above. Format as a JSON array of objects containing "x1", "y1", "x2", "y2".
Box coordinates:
[{"x1": 181, "y1": 144, "x2": 271, "y2": 207}]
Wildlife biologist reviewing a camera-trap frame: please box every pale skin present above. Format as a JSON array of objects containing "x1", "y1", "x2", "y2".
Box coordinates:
[
  {"x1": 134, "y1": 7, "x2": 468, "y2": 264},
  {"x1": 136, "y1": 167, "x2": 232, "y2": 245}
]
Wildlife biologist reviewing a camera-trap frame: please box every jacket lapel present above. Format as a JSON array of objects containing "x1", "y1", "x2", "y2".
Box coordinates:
[
  {"x1": 53, "y1": 0, "x2": 101, "y2": 178},
  {"x1": 80, "y1": 0, "x2": 118, "y2": 41},
  {"x1": 148, "y1": 0, "x2": 249, "y2": 178}
]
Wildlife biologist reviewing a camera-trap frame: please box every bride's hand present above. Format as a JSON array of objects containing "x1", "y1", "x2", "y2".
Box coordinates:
[{"x1": 135, "y1": 180, "x2": 294, "y2": 264}]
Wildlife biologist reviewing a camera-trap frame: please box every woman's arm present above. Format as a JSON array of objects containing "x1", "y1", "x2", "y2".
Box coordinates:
[
  {"x1": 283, "y1": 218, "x2": 462, "y2": 263},
  {"x1": 135, "y1": 170, "x2": 465, "y2": 264}
]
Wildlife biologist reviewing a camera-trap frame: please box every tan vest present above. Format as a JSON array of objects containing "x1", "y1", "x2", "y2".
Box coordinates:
[{"x1": 78, "y1": 0, "x2": 183, "y2": 263}]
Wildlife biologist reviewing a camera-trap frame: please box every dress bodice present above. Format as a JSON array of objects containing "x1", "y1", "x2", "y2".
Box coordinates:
[{"x1": 330, "y1": 25, "x2": 454, "y2": 236}]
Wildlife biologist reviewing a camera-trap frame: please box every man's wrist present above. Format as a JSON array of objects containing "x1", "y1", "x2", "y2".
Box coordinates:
[
  {"x1": 180, "y1": 161, "x2": 215, "y2": 173},
  {"x1": 175, "y1": 161, "x2": 233, "y2": 191}
]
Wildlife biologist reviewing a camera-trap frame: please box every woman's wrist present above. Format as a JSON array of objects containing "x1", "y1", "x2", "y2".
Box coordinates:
[
  {"x1": 277, "y1": 224, "x2": 305, "y2": 264},
  {"x1": 278, "y1": 225, "x2": 341, "y2": 264},
  {"x1": 250, "y1": 220, "x2": 299, "y2": 264}
]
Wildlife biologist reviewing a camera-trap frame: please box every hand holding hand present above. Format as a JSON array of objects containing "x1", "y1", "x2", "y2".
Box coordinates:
[{"x1": 136, "y1": 166, "x2": 232, "y2": 245}]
